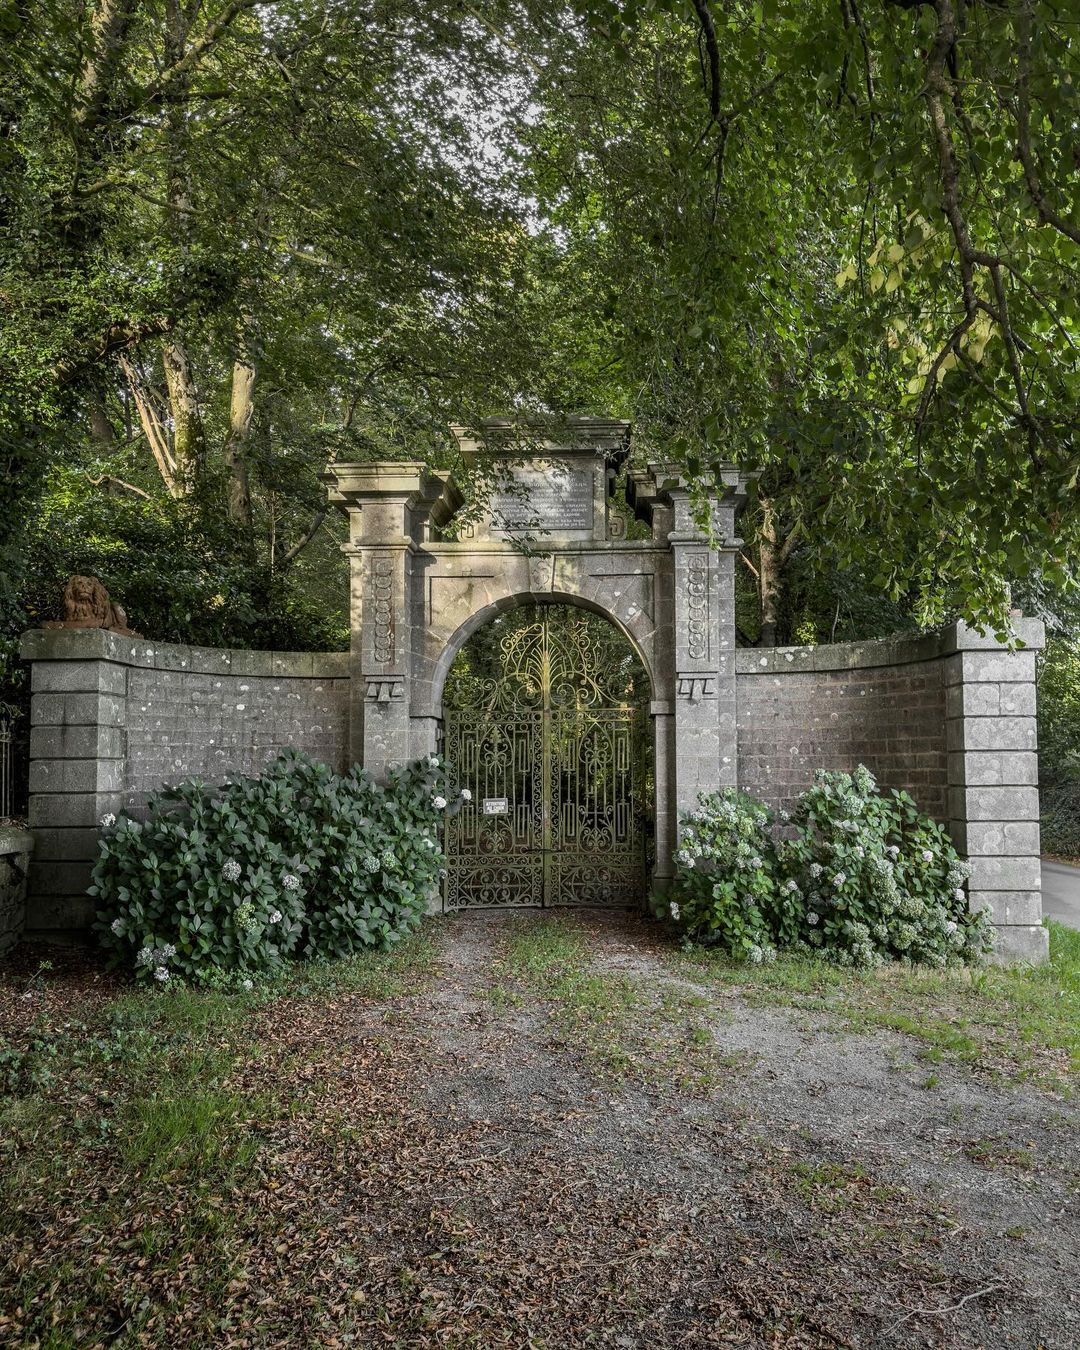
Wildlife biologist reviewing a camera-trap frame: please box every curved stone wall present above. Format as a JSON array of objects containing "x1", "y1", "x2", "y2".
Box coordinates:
[
  {"x1": 19, "y1": 629, "x2": 350, "y2": 936},
  {"x1": 736, "y1": 633, "x2": 951, "y2": 819},
  {"x1": 735, "y1": 624, "x2": 1046, "y2": 962}
]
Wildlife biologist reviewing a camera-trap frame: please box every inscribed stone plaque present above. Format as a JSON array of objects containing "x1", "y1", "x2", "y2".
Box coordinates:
[{"x1": 489, "y1": 466, "x2": 593, "y2": 533}]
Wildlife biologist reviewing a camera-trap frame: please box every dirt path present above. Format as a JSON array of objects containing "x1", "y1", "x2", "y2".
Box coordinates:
[
  {"x1": 5, "y1": 912, "x2": 1077, "y2": 1347},
  {"x1": 343, "y1": 910, "x2": 1080, "y2": 1348}
]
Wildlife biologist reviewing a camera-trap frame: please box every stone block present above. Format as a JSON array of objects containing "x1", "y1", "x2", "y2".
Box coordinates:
[
  {"x1": 948, "y1": 785, "x2": 1040, "y2": 822},
  {"x1": 988, "y1": 924, "x2": 1049, "y2": 965},
  {"x1": 967, "y1": 857, "x2": 1042, "y2": 892},
  {"x1": 947, "y1": 751, "x2": 1038, "y2": 788},
  {"x1": 29, "y1": 826, "x2": 101, "y2": 862},
  {"x1": 29, "y1": 758, "x2": 125, "y2": 794},
  {"x1": 28, "y1": 859, "x2": 95, "y2": 899},
  {"x1": 24, "y1": 891, "x2": 98, "y2": 937},
  {"x1": 942, "y1": 650, "x2": 1036, "y2": 686},
  {"x1": 154, "y1": 643, "x2": 193, "y2": 671},
  {"x1": 19, "y1": 627, "x2": 129, "y2": 663},
  {"x1": 313, "y1": 652, "x2": 350, "y2": 678},
  {"x1": 974, "y1": 891, "x2": 1042, "y2": 926},
  {"x1": 952, "y1": 820, "x2": 1042, "y2": 856},
  {"x1": 28, "y1": 792, "x2": 121, "y2": 829},
  {"x1": 189, "y1": 645, "x2": 235, "y2": 675},
  {"x1": 31, "y1": 660, "x2": 127, "y2": 695},
  {"x1": 941, "y1": 617, "x2": 1045, "y2": 653},
  {"x1": 31, "y1": 691, "x2": 126, "y2": 728},
  {"x1": 30, "y1": 724, "x2": 126, "y2": 760},
  {"x1": 945, "y1": 682, "x2": 1037, "y2": 718},
  {"x1": 945, "y1": 716, "x2": 1036, "y2": 753},
  {"x1": 271, "y1": 652, "x2": 316, "y2": 678}
]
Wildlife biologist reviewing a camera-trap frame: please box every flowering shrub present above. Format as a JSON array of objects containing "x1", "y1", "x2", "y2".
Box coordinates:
[
  {"x1": 669, "y1": 789, "x2": 796, "y2": 962},
  {"x1": 781, "y1": 767, "x2": 992, "y2": 968},
  {"x1": 670, "y1": 766, "x2": 992, "y2": 969},
  {"x1": 92, "y1": 750, "x2": 458, "y2": 984}
]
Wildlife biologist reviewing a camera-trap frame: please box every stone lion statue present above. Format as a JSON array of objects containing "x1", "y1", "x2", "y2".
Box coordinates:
[{"x1": 42, "y1": 575, "x2": 140, "y2": 636}]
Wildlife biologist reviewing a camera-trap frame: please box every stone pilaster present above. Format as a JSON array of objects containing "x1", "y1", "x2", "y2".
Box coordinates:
[
  {"x1": 666, "y1": 484, "x2": 741, "y2": 814},
  {"x1": 326, "y1": 462, "x2": 446, "y2": 783},
  {"x1": 944, "y1": 620, "x2": 1047, "y2": 963},
  {"x1": 20, "y1": 632, "x2": 128, "y2": 936}
]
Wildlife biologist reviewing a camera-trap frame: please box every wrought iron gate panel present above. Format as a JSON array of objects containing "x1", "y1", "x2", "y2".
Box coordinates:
[{"x1": 443, "y1": 613, "x2": 647, "y2": 909}]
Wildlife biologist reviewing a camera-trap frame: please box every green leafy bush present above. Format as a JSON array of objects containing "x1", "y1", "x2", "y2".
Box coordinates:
[
  {"x1": 670, "y1": 766, "x2": 992, "y2": 969},
  {"x1": 92, "y1": 751, "x2": 454, "y2": 984},
  {"x1": 782, "y1": 767, "x2": 992, "y2": 968},
  {"x1": 669, "y1": 789, "x2": 796, "y2": 962},
  {"x1": 1039, "y1": 638, "x2": 1080, "y2": 859}
]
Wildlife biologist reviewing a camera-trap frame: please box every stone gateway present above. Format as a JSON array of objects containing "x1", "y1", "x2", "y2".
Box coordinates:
[{"x1": 19, "y1": 419, "x2": 1047, "y2": 960}]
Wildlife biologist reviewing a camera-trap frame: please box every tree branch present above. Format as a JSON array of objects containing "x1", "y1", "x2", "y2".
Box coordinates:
[
  {"x1": 87, "y1": 473, "x2": 152, "y2": 500},
  {"x1": 280, "y1": 505, "x2": 328, "y2": 569},
  {"x1": 141, "y1": 0, "x2": 265, "y2": 106}
]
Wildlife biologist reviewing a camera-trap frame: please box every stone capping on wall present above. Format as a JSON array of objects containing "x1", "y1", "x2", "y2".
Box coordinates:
[
  {"x1": 734, "y1": 619, "x2": 1045, "y2": 675},
  {"x1": 19, "y1": 627, "x2": 350, "y2": 679}
]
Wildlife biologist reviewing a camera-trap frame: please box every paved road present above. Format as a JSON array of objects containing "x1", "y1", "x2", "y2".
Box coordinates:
[{"x1": 1042, "y1": 860, "x2": 1080, "y2": 930}]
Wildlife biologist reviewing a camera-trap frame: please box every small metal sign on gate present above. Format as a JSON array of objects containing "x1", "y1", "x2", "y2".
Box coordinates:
[{"x1": 483, "y1": 797, "x2": 508, "y2": 815}]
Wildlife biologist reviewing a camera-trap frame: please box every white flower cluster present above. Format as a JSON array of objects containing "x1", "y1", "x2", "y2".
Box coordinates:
[
  {"x1": 832, "y1": 871, "x2": 847, "y2": 887},
  {"x1": 138, "y1": 943, "x2": 177, "y2": 983},
  {"x1": 432, "y1": 795, "x2": 447, "y2": 810},
  {"x1": 806, "y1": 911, "x2": 820, "y2": 927},
  {"x1": 428, "y1": 755, "x2": 440, "y2": 768},
  {"x1": 110, "y1": 917, "x2": 124, "y2": 935},
  {"x1": 784, "y1": 878, "x2": 800, "y2": 894},
  {"x1": 809, "y1": 862, "x2": 823, "y2": 878},
  {"x1": 364, "y1": 854, "x2": 381, "y2": 874},
  {"x1": 269, "y1": 910, "x2": 282, "y2": 925},
  {"x1": 460, "y1": 788, "x2": 472, "y2": 803},
  {"x1": 887, "y1": 845, "x2": 900, "y2": 859},
  {"x1": 221, "y1": 858, "x2": 242, "y2": 882},
  {"x1": 921, "y1": 849, "x2": 934, "y2": 863},
  {"x1": 669, "y1": 901, "x2": 681, "y2": 921},
  {"x1": 100, "y1": 812, "x2": 116, "y2": 828},
  {"x1": 381, "y1": 849, "x2": 396, "y2": 871},
  {"x1": 281, "y1": 873, "x2": 301, "y2": 891}
]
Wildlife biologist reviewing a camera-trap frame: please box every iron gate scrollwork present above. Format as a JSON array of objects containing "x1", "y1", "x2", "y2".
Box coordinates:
[{"x1": 442, "y1": 611, "x2": 648, "y2": 909}]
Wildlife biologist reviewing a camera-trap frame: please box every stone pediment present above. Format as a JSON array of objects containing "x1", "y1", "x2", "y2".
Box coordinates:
[{"x1": 448, "y1": 418, "x2": 631, "y2": 545}]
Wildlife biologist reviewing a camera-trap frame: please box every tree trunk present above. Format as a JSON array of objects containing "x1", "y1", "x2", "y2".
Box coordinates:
[
  {"x1": 161, "y1": 340, "x2": 205, "y2": 493},
  {"x1": 88, "y1": 399, "x2": 116, "y2": 445},
  {"x1": 75, "y1": 0, "x2": 138, "y2": 131},
  {"x1": 156, "y1": 3, "x2": 207, "y2": 497},
  {"x1": 223, "y1": 338, "x2": 255, "y2": 533},
  {"x1": 758, "y1": 498, "x2": 782, "y2": 647}
]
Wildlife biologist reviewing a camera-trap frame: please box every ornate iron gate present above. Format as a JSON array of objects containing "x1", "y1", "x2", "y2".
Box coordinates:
[{"x1": 442, "y1": 613, "x2": 647, "y2": 909}]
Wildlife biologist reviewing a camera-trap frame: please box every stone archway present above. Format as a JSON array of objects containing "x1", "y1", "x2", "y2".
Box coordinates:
[{"x1": 324, "y1": 417, "x2": 752, "y2": 903}]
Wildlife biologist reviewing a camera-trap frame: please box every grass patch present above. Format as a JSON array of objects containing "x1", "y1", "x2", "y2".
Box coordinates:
[
  {"x1": 677, "y1": 919, "x2": 1080, "y2": 1092},
  {"x1": 490, "y1": 915, "x2": 749, "y2": 1089},
  {"x1": 962, "y1": 1136, "x2": 1036, "y2": 1171}
]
